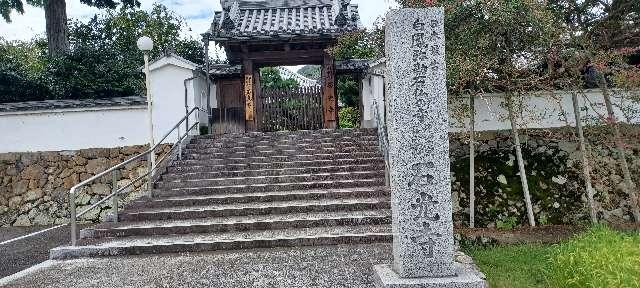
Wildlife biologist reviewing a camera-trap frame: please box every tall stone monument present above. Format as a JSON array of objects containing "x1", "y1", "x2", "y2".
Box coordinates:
[{"x1": 373, "y1": 8, "x2": 487, "y2": 287}]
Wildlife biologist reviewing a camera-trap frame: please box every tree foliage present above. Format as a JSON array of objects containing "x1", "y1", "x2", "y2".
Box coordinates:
[
  {"x1": 0, "y1": 4, "x2": 203, "y2": 103},
  {"x1": 0, "y1": 0, "x2": 140, "y2": 22},
  {"x1": 260, "y1": 67, "x2": 300, "y2": 90},
  {"x1": 1, "y1": 0, "x2": 142, "y2": 55},
  {"x1": 337, "y1": 75, "x2": 359, "y2": 108},
  {"x1": 297, "y1": 65, "x2": 321, "y2": 80},
  {"x1": 327, "y1": 28, "x2": 385, "y2": 60}
]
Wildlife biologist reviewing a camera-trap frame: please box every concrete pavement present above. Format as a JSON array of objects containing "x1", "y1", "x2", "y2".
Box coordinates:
[{"x1": 1, "y1": 243, "x2": 393, "y2": 288}]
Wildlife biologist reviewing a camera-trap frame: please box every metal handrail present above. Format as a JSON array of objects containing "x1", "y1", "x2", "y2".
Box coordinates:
[
  {"x1": 69, "y1": 107, "x2": 202, "y2": 246},
  {"x1": 369, "y1": 75, "x2": 390, "y2": 186}
]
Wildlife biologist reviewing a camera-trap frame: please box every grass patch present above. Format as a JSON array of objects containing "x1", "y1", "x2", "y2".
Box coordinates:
[
  {"x1": 465, "y1": 226, "x2": 640, "y2": 288},
  {"x1": 546, "y1": 225, "x2": 640, "y2": 288},
  {"x1": 467, "y1": 244, "x2": 552, "y2": 288}
]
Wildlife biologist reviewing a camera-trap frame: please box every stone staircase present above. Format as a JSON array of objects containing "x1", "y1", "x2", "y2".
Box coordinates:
[{"x1": 51, "y1": 129, "x2": 392, "y2": 259}]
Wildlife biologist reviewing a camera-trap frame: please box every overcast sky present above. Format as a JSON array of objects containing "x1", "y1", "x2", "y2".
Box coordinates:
[{"x1": 0, "y1": 0, "x2": 399, "y2": 42}]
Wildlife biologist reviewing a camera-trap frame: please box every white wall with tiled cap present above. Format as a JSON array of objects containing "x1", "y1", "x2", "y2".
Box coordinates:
[
  {"x1": 0, "y1": 106, "x2": 148, "y2": 153},
  {"x1": 0, "y1": 55, "x2": 212, "y2": 153},
  {"x1": 361, "y1": 62, "x2": 640, "y2": 132}
]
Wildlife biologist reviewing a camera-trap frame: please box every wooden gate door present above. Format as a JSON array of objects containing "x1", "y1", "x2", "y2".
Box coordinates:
[
  {"x1": 258, "y1": 86, "x2": 323, "y2": 132},
  {"x1": 217, "y1": 79, "x2": 245, "y2": 134}
]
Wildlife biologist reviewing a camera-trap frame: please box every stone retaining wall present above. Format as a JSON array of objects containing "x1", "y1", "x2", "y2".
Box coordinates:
[
  {"x1": 450, "y1": 125, "x2": 640, "y2": 228},
  {"x1": 1, "y1": 126, "x2": 638, "y2": 228},
  {"x1": 0, "y1": 145, "x2": 170, "y2": 227}
]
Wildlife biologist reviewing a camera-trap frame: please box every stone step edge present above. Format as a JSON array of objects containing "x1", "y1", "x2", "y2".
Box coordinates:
[
  {"x1": 190, "y1": 137, "x2": 379, "y2": 145},
  {"x1": 135, "y1": 187, "x2": 390, "y2": 203},
  {"x1": 154, "y1": 179, "x2": 385, "y2": 194},
  {"x1": 162, "y1": 170, "x2": 385, "y2": 184},
  {"x1": 50, "y1": 233, "x2": 392, "y2": 260},
  {"x1": 162, "y1": 164, "x2": 386, "y2": 178},
  {"x1": 169, "y1": 158, "x2": 385, "y2": 169},
  {"x1": 80, "y1": 213, "x2": 392, "y2": 239},
  {"x1": 194, "y1": 132, "x2": 378, "y2": 140},
  {"x1": 122, "y1": 197, "x2": 390, "y2": 215},
  {"x1": 181, "y1": 153, "x2": 382, "y2": 161},
  {"x1": 184, "y1": 143, "x2": 380, "y2": 150},
  {"x1": 182, "y1": 147, "x2": 380, "y2": 156},
  {"x1": 195, "y1": 128, "x2": 376, "y2": 137}
]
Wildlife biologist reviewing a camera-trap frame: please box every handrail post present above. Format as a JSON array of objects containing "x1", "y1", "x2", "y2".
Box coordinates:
[
  {"x1": 148, "y1": 153, "x2": 153, "y2": 198},
  {"x1": 70, "y1": 189, "x2": 77, "y2": 246},
  {"x1": 111, "y1": 171, "x2": 118, "y2": 223},
  {"x1": 178, "y1": 128, "x2": 183, "y2": 161}
]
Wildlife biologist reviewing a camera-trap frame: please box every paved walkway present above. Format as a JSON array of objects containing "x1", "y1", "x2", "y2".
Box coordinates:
[
  {"x1": 0, "y1": 226, "x2": 75, "y2": 279},
  {"x1": 1, "y1": 244, "x2": 393, "y2": 288}
]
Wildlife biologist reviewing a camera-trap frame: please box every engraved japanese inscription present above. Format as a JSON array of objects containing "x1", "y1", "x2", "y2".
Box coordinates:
[
  {"x1": 322, "y1": 60, "x2": 336, "y2": 121},
  {"x1": 244, "y1": 74, "x2": 254, "y2": 121},
  {"x1": 385, "y1": 8, "x2": 456, "y2": 278}
]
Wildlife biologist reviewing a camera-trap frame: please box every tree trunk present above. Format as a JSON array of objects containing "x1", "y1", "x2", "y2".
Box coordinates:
[
  {"x1": 45, "y1": 0, "x2": 70, "y2": 56},
  {"x1": 600, "y1": 80, "x2": 640, "y2": 222},
  {"x1": 469, "y1": 94, "x2": 476, "y2": 228},
  {"x1": 571, "y1": 92, "x2": 598, "y2": 224},
  {"x1": 507, "y1": 94, "x2": 536, "y2": 227}
]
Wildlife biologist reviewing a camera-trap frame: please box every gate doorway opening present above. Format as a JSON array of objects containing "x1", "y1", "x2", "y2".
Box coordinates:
[
  {"x1": 258, "y1": 67, "x2": 323, "y2": 132},
  {"x1": 216, "y1": 78, "x2": 245, "y2": 134},
  {"x1": 204, "y1": 0, "x2": 365, "y2": 133},
  {"x1": 259, "y1": 85, "x2": 323, "y2": 132}
]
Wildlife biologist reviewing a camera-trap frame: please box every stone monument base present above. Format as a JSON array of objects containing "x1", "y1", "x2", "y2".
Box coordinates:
[{"x1": 373, "y1": 263, "x2": 487, "y2": 288}]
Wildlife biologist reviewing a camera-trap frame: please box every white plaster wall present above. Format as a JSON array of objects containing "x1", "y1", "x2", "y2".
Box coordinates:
[
  {"x1": 191, "y1": 75, "x2": 216, "y2": 128},
  {"x1": 361, "y1": 70, "x2": 640, "y2": 132},
  {"x1": 149, "y1": 64, "x2": 197, "y2": 142},
  {"x1": 0, "y1": 57, "x2": 217, "y2": 154},
  {"x1": 449, "y1": 89, "x2": 640, "y2": 132},
  {"x1": 0, "y1": 107, "x2": 147, "y2": 153},
  {"x1": 362, "y1": 74, "x2": 385, "y2": 129}
]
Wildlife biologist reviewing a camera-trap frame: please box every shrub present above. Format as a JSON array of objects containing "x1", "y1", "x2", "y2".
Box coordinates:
[
  {"x1": 545, "y1": 225, "x2": 640, "y2": 288},
  {"x1": 339, "y1": 106, "x2": 360, "y2": 128},
  {"x1": 0, "y1": 4, "x2": 203, "y2": 104}
]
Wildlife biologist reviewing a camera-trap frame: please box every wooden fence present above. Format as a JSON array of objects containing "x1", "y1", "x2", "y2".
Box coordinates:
[{"x1": 258, "y1": 86, "x2": 323, "y2": 132}]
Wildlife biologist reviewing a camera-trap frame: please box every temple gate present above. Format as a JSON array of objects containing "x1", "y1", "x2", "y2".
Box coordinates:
[{"x1": 202, "y1": 0, "x2": 363, "y2": 133}]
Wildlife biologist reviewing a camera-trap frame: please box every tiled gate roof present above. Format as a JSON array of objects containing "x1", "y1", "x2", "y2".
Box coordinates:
[
  {"x1": 0, "y1": 96, "x2": 147, "y2": 113},
  {"x1": 209, "y1": 0, "x2": 361, "y2": 41}
]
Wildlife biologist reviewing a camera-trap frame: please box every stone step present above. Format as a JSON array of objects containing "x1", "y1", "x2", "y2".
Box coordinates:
[
  {"x1": 50, "y1": 225, "x2": 392, "y2": 260},
  {"x1": 155, "y1": 171, "x2": 385, "y2": 189},
  {"x1": 185, "y1": 140, "x2": 380, "y2": 151},
  {"x1": 195, "y1": 129, "x2": 377, "y2": 141},
  {"x1": 119, "y1": 197, "x2": 390, "y2": 222},
  {"x1": 128, "y1": 187, "x2": 390, "y2": 209},
  {"x1": 183, "y1": 146, "x2": 381, "y2": 158},
  {"x1": 161, "y1": 164, "x2": 386, "y2": 181},
  {"x1": 174, "y1": 152, "x2": 382, "y2": 163},
  {"x1": 189, "y1": 136, "x2": 379, "y2": 147},
  {"x1": 153, "y1": 178, "x2": 386, "y2": 197},
  {"x1": 81, "y1": 210, "x2": 392, "y2": 239},
  {"x1": 167, "y1": 158, "x2": 385, "y2": 173}
]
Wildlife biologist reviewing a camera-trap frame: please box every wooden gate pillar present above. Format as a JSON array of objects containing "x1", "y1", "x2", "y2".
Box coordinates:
[
  {"x1": 321, "y1": 53, "x2": 338, "y2": 129},
  {"x1": 243, "y1": 59, "x2": 257, "y2": 132}
]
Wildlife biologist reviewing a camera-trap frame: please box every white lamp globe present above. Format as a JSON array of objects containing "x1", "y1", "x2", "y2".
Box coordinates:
[{"x1": 137, "y1": 36, "x2": 154, "y2": 51}]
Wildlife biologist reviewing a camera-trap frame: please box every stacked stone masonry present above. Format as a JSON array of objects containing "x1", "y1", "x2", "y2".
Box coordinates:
[
  {"x1": 0, "y1": 127, "x2": 638, "y2": 228},
  {"x1": 0, "y1": 145, "x2": 171, "y2": 227}
]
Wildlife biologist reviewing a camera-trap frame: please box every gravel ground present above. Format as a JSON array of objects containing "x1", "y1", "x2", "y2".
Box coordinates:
[
  {"x1": 0, "y1": 225, "x2": 86, "y2": 279},
  {"x1": 1, "y1": 243, "x2": 393, "y2": 288}
]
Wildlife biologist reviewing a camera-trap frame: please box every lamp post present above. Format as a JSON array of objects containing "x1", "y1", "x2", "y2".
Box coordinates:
[{"x1": 137, "y1": 36, "x2": 156, "y2": 184}]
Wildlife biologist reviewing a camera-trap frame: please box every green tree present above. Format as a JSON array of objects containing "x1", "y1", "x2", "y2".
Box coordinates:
[
  {"x1": 547, "y1": 0, "x2": 640, "y2": 222},
  {"x1": 400, "y1": 0, "x2": 564, "y2": 228},
  {"x1": 337, "y1": 75, "x2": 359, "y2": 108},
  {"x1": 0, "y1": 4, "x2": 203, "y2": 102},
  {"x1": 260, "y1": 67, "x2": 300, "y2": 90},
  {"x1": 297, "y1": 65, "x2": 321, "y2": 80},
  {"x1": 327, "y1": 28, "x2": 384, "y2": 60},
  {"x1": 1, "y1": 0, "x2": 140, "y2": 56}
]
